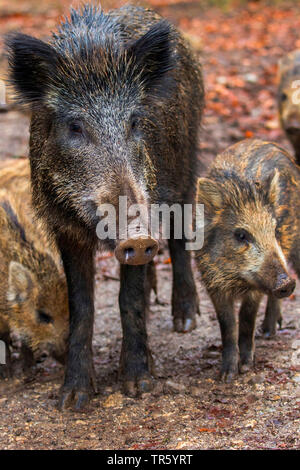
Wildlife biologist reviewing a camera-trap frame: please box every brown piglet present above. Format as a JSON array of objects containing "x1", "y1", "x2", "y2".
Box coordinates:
[
  {"x1": 196, "y1": 139, "x2": 298, "y2": 382},
  {"x1": 0, "y1": 159, "x2": 69, "y2": 378}
]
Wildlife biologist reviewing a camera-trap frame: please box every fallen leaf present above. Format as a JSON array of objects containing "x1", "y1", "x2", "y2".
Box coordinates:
[{"x1": 198, "y1": 427, "x2": 217, "y2": 433}]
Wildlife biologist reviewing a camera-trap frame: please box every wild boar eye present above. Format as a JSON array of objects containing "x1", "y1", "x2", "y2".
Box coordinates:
[
  {"x1": 69, "y1": 121, "x2": 83, "y2": 136},
  {"x1": 234, "y1": 228, "x2": 250, "y2": 244},
  {"x1": 129, "y1": 114, "x2": 142, "y2": 134},
  {"x1": 131, "y1": 118, "x2": 138, "y2": 130},
  {"x1": 37, "y1": 310, "x2": 53, "y2": 324},
  {"x1": 281, "y1": 93, "x2": 288, "y2": 102}
]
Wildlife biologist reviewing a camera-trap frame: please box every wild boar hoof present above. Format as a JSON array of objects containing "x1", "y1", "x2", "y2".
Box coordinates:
[
  {"x1": 173, "y1": 317, "x2": 197, "y2": 333},
  {"x1": 239, "y1": 362, "x2": 253, "y2": 374},
  {"x1": 219, "y1": 361, "x2": 238, "y2": 383},
  {"x1": 261, "y1": 315, "x2": 282, "y2": 338},
  {"x1": 122, "y1": 373, "x2": 154, "y2": 398},
  {"x1": 219, "y1": 371, "x2": 236, "y2": 383},
  {"x1": 261, "y1": 323, "x2": 277, "y2": 338},
  {"x1": 58, "y1": 386, "x2": 93, "y2": 411},
  {"x1": 263, "y1": 330, "x2": 276, "y2": 339},
  {"x1": 0, "y1": 364, "x2": 12, "y2": 379}
]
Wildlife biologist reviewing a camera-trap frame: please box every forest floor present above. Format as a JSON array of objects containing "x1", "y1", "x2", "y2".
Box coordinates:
[{"x1": 0, "y1": 0, "x2": 300, "y2": 450}]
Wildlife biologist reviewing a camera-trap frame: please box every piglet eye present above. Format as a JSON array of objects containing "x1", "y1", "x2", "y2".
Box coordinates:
[
  {"x1": 281, "y1": 93, "x2": 287, "y2": 102},
  {"x1": 69, "y1": 121, "x2": 83, "y2": 135},
  {"x1": 234, "y1": 228, "x2": 249, "y2": 244},
  {"x1": 37, "y1": 310, "x2": 53, "y2": 324}
]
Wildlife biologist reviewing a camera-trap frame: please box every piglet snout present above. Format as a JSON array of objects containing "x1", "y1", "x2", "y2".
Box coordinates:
[{"x1": 272, "y1": 273, "x2": 296, "y2": 298}]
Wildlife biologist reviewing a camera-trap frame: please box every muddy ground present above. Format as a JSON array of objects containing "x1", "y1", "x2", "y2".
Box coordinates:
[{"x1": 0, "y1": 0, "x2": 300, "y2": 451}]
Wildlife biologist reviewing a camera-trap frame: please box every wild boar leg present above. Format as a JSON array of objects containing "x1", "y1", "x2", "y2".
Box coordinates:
[
  {"x1": 57, "y1": 239, "x2": 96, "y2": 410},
  {"x1": 145, "y1": 261, "x2": 157, "y2": 318},
  {"x1": 21, "y1": 343, "x2": 35, "y2": 372},
  {"x1": 119, "y1": 264, "x2": 154, "y2": 397},
  {"x1": 168, "y1": 234, "x2": 199, "y2": 333},
  {"x1": 239, "y1": 292, "x2": 262, "y2": 372},
  {"x1": 211, "y1": 294, "x2": 238, "y2": 382},
  {"x1": 261, "y1": 295, "x2": 282, "y2": 337}
]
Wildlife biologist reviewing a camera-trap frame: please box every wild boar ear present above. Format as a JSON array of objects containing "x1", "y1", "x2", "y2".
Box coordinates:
[
  {"x1": 5, "y1": 33, "x2": 57, "y2": 106},
  {"x1": 126, "y1": 21, "x2": 173, "y2": 91},
  {"x1": 7, "y1": 261, "x2": 34, "y2": 303},
  {"x1": 197, "y1": 178, "x2": 223, "y2": 211},
  {"x1": 266, "y1": 169, "x2": 280, "y2": 207}
]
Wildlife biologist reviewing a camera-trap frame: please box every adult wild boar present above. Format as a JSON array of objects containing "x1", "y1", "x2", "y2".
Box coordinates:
[{"x1": 6, "y1": 4, "x2": 204, "y2": 409}]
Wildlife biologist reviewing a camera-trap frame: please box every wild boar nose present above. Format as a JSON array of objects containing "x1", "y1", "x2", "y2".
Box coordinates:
[
  {"x1": 36, "y1": 351, "x2": 49, "y2": 363},
  {"x1": 273, "y1": 273, "x2": 296, "y2": 298},
  {"x1": 115, "y1": 236, "x2": 158, "y2": 265}
]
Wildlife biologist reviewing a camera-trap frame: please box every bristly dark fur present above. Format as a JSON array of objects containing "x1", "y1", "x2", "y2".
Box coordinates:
[
  {"x1": 5, "y1": 4, "x2": 174, "y2": 108},
  {"x1": 126, "y1": 21, "x2": 174, "y2": 92},
  {"x1": 54, "y1": 4, "x2": 118, "y2": 44}
]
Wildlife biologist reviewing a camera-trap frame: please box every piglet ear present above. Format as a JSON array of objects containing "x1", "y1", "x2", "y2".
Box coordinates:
[
  {"x1": 278, "y1": 55, "x2": 289, "y2": 77},
  {"x1": 197, "y1": 177, "x2": 224, "y2": 211},
  {"x1": 7, "y1": 261, "x2": 34, "y2": 303},
  {"x1": 5, "y1": 33, "x2": 57, "y2": 106},
  {"x1": 267, "y1": 169, "x2": 280, "y2": 207},
  {"x1": 126, "y1": 20, "x2": 174, "y2": 92}
]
